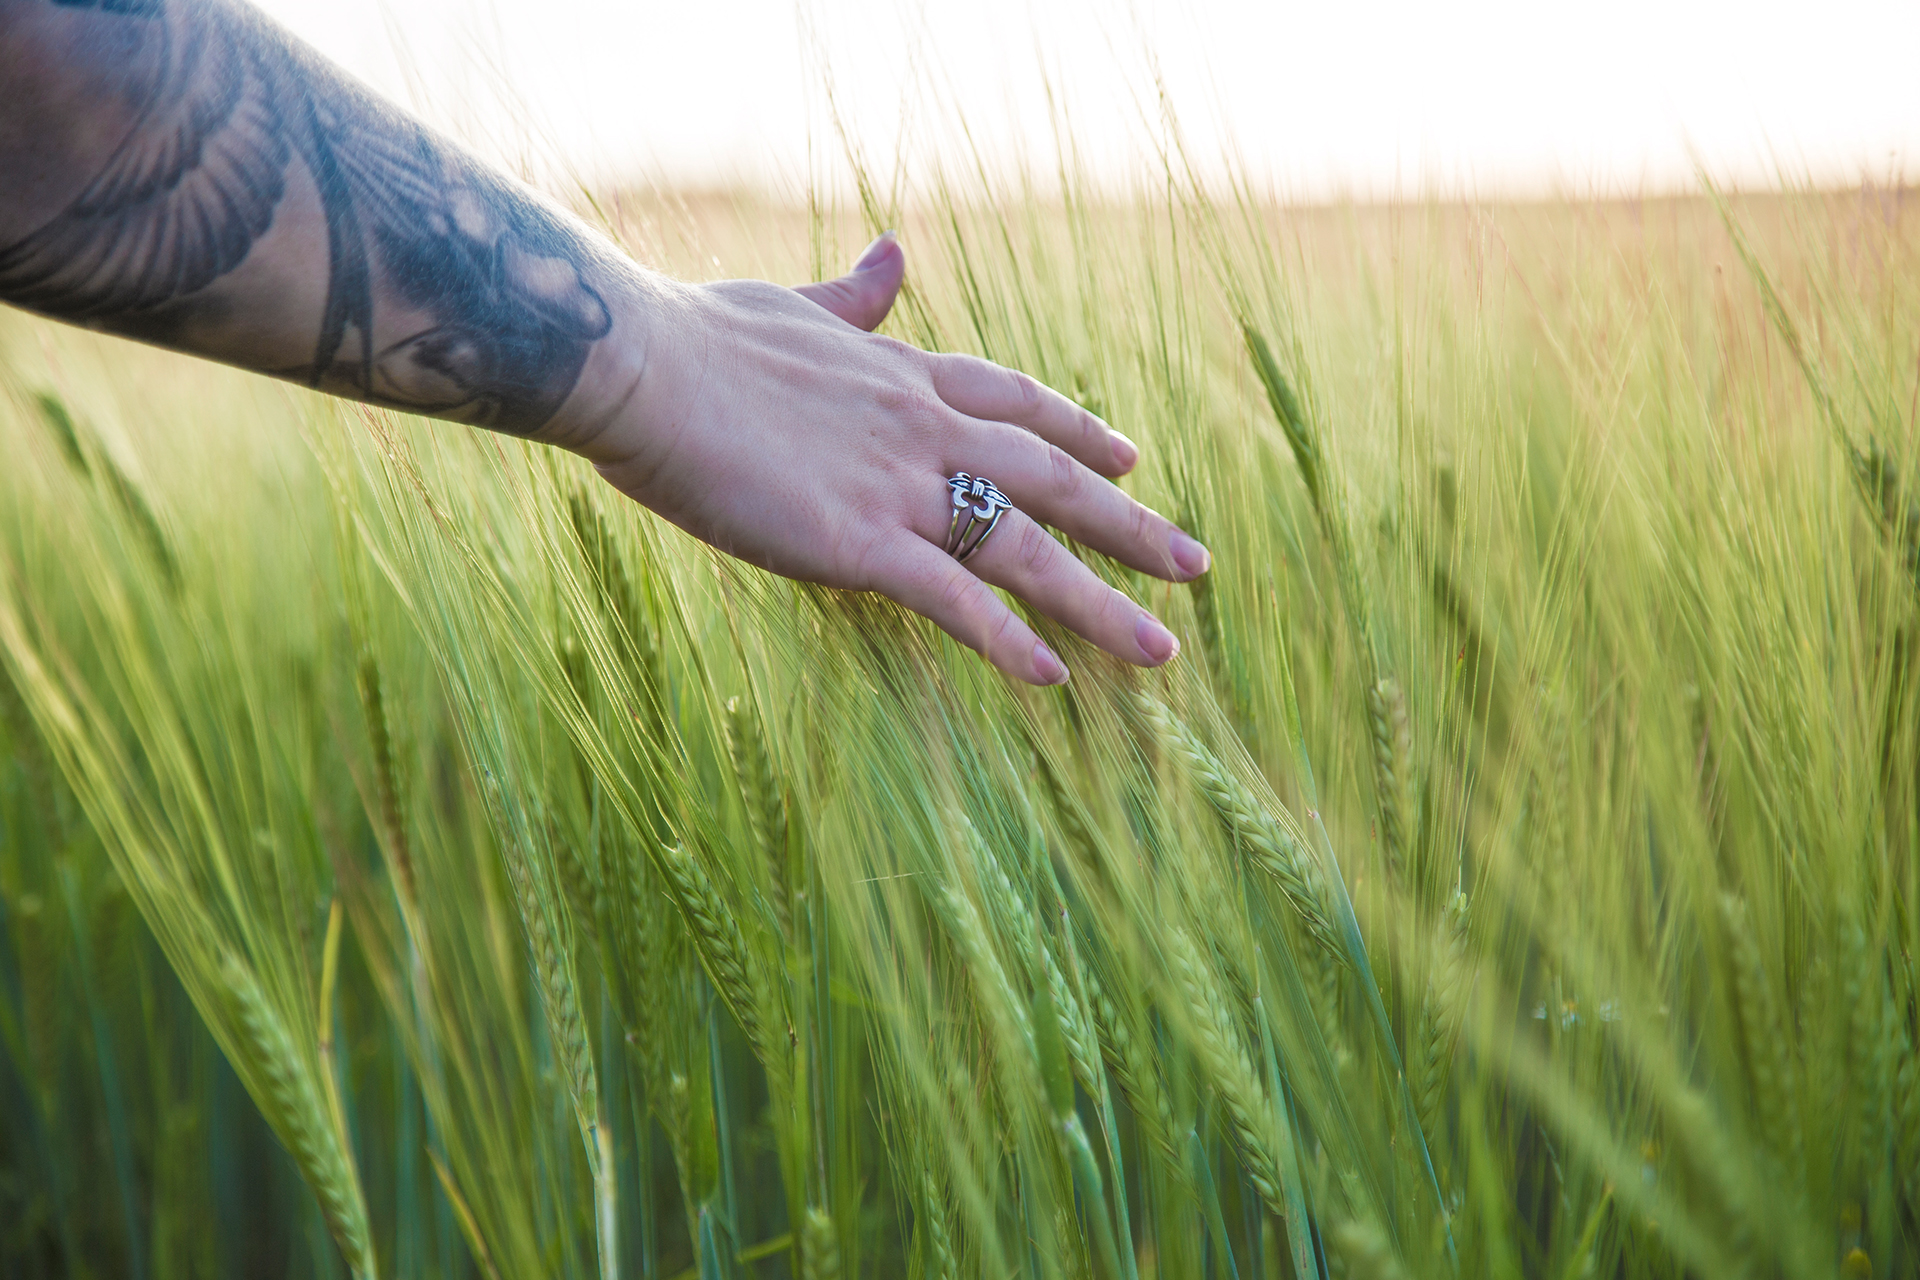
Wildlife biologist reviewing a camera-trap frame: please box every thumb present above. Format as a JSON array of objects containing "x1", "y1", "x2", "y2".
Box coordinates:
[{"x1": 793, "y1": 231, "x2": 904, "y2": 332}]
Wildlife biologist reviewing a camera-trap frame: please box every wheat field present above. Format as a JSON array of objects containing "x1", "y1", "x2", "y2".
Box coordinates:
[{"x1": 0, "y1": 167, "x2": 1916, "y2": 1279}]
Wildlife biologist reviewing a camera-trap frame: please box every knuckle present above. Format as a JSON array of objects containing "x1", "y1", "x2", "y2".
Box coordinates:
[
  {"x1": 1127, "y1": 497, "x2": 1155, "y2": 549},
  {"x1": 938, "y1": 567, "x2": 979, "y2": 616},
  {"x1": 877, "y1": 383, "x2": 946, "y2": 437},
  {"x1": 841, "y1": 527, "x2": 890, "y2": 591},
  {"x1": 1008, "y1": 369, "x2": 1043, "y2": 413},
  {"x1": 988, "y1": 605, "x2": 1026, "y2": 651},
  {"x1": 1044, "y1": 444, "x2": 1083, "y2": 499},
  {"x1": 903, "y1": 386, "x2": 946, "y2": 434},
  {"x1": 871, "y1": 379, "x2": 911, "y2": 415},
  {"x1": 954, "y1": 352, "x2": 991, "y2": 379},
  {"x1": 1015, "y1": 520, "x2": 1056, "y2": 578}
]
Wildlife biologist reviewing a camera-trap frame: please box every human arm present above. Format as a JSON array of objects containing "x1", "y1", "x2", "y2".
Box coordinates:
[{"x1": 0, "y1": 0, "x2": 1209, "y2": 684}]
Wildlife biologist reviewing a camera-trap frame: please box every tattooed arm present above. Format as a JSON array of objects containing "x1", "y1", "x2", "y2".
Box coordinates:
[
  {"x1": 0, "y1": 0, "x2": 635, "y2": 436},
  {"x1": 0, "y1": 0, "x2": 1209, "y2": 684}
]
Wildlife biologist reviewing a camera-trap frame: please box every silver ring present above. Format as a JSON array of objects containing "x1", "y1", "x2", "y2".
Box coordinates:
[{"x1": 944, "y1": 473, "x2": 1012, "y2": 564}]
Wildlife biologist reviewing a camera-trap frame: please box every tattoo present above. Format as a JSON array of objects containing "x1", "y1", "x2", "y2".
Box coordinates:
[{"x1": 0, "y1": 0, "x2": 611, "y2": 433}]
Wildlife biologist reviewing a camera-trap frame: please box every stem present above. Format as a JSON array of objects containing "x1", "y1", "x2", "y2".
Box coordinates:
[{"x1": 594, "y1": 1113, "x2": 619, "y2": 1280}]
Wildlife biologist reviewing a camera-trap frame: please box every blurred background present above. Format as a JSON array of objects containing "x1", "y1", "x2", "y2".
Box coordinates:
[{"x1": 254, "y1": 0, "x2": 1920, "y2": 199}]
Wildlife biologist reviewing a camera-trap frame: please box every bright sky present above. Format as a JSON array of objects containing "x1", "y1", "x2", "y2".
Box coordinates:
[{"x1": 255, "y1": 0, "x2": 1920, "y2": 200}]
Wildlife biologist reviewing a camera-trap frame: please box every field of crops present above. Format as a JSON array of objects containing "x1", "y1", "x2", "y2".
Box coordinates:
[{"x1": 1, "y1": 168, "x2": 1915, "y2": 1279}]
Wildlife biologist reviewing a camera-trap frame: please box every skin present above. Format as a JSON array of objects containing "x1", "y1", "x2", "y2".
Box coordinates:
[{"x1": 0, "y1": 0, "x2": 1210, "y2": 685}]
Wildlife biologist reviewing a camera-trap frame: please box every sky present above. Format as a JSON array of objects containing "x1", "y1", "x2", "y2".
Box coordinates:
[{"x1": 252, "y1": 0, "x2": 1920, "y2": 200}]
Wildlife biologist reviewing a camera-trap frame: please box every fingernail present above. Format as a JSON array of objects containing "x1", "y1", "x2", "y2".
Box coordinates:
[
  {"x1": 1135, "y1": 613, "x2": 1179, "y2": 664},
  {"x1": 1109, "y1": 430, "x2": 1139, "y2": 471},
  {"x1": 1170, "y1": 530, "x2": 1211, "y2": 578},
  {"x1": 1033, "y1": 640, "x2": 1070, "y2": 685},
  {"x1": 854, "y1": 230, "x2": 898, "y2": 271}
]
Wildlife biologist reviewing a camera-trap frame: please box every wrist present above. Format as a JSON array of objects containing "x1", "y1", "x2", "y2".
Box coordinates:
[{"x1": 541, "y1": 266, "x2": 689, "y2": 467}]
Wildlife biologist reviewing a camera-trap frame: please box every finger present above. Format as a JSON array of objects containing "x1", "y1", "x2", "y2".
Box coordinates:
[
  {"x1": 792, "y1": 231, "x2": 903, "y2": 332},
  {"x1": 927, "y1": 351, "x2": 1139, "y2": 477},
  {"x1": 961, "y1": 507, "x2": 1181, "y2": 668},
  {"x1": 872, "y1": 538, "x2": 1071, "y2": 685},
  {"x1": 948, "y1": 419, "x2": 1210, "y2": 582}
]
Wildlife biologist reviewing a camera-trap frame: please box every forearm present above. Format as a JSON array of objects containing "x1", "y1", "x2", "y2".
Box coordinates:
[
  {"x1": 0, "y1": 0, "x2": 649, "y2": 443},
  {"x1": 0, "y1": 1, "x2": 1207, "y2": 687}
]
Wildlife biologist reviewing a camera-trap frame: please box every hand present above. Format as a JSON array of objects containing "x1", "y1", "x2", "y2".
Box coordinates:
[{"x1": 579, "y1": 233, "x2": 1211, "y2": 686}]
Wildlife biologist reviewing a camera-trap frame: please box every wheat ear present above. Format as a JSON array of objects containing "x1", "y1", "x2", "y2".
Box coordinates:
[
  {"x1": 1720, "y1": 896, "x2": 1802, "y2": 1173},
  {"x1": 222, "y1": 958, "x2": 376, "y2": 1279},
  {"x1": 919, "y1": 1170, "x2": 956, "y2": 1280},
  {"x1": 1412, "y1": 892, "x2": 1470, "y2": 1144},
  {"x1": 1188, "y1": 524, "x2": 1228, "y2": 688},
  {"x1": 724, "y1": 695, "x2": 793, "y2": 945},
  {"x1": 1135, "y1": 695, "x2": 1342, "y2": 965},
  {"x1": 1841, "y1": 912, "x2": 1895, "y2": 1185},
  {"x1": 506, "y1": 855, "x2": 601, "y2": 1159},
  {"x1": 659, "y1": 841, "x2": 777, "y2": 1067},
  {"x1": 1364, "y1": 676, "x2": 1412, "y2": 880},
  {"x1": 552, "y1": 830, "x2": 602, "y2": 948},
  {"x1": 966, "y1": 820, "x2": 1101, "y2": 1094},
  {"x1": 938, "y1": 878, "x2": 1034, "y2": 1060},
  {"x1": 1166, "y1": 927, "x2": 1287, "y2": 1218},
  {"x1": 801, "y1": 1207, "x2": 842, "y2": 1280},
  {"x1": 1082, "y1": 963, "x2": 1180, "y2": 1170},
  {"x1": 1894, "y1": 955, "x2": 1920, "y2": 1208},
  {"x1": 1032, "y1": 744, "x2": 1102, "y2": 875},
  {"x1": 1330, "y1": 1219, "x2": 1412, "y2": 1280}
]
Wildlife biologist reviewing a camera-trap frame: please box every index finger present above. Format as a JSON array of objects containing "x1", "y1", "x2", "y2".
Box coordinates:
[{"x1": 927, "y1": 352, "x2": 1139, "y2": 478}]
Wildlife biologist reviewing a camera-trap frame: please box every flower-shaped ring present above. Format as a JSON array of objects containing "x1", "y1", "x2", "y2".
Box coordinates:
[{"x1": 943, "y1": 473, "x2": 1013, "y2": 564}]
